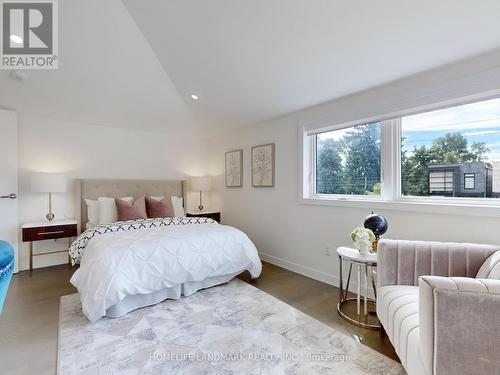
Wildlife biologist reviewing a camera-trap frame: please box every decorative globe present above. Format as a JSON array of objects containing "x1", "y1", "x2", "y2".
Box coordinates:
[{"x1": 363, "y1": 214, "x2": 388, "y2": 238}]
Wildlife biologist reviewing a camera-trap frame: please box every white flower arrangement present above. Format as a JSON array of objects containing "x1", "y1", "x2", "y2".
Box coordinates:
[{"x1": 350, "y1": 226, "x2": 375, "y2": 255}]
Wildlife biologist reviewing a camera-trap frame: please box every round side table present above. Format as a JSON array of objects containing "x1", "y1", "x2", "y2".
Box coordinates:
[{"x1": 336, "y1": 246, "x2": 380, "y2": 329}]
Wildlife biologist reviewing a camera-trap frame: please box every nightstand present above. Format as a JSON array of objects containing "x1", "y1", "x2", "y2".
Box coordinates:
[
  {"x1": 22, "y1": 219, "x2": 78, "y2": 276},
  {"x1": 186, "y1": 211, "x2": 221, "y2": 223}
]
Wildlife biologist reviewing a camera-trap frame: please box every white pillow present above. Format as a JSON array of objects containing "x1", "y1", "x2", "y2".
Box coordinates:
[
  {"x1": 151, "y1": 196, "x2": 184, "y2": 217},
  {"x1": 476, "y1": 250, "x2": 500, "y2": 279},
  {"x1": 171, "y1": 196, "x2": 184, "y2": 217},
  {"x1": 98, "y1": 196, "x2": 133, "y2": 224},
  {"x1": 85, "y1": 199, "x2": 99, "y2": 226},
  {"x1": 85, "y1": 221, "x2": 97, "y2": 230}
]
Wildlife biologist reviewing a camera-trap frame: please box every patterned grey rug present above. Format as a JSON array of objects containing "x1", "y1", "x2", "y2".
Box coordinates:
[{"x1": 58, "y1": 279, "x2": 405, "y2": 374}]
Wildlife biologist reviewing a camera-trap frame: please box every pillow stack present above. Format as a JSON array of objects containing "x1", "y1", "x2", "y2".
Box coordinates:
[
  {"x1": 85, "y1": 195, "x2": 185, "y2": 227},
  {"x1": 98, "y1": 196, "x2": 133, "y2": 224}
]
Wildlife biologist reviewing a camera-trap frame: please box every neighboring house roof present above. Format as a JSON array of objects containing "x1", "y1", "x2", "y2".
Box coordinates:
[{"x1": 428, "y1": 162, "x2": 491, "y2": 170}]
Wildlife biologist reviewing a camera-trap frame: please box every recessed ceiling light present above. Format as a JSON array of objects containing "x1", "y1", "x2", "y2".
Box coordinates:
[
  {"x1": 191, "y1": 94, "x2": 199, "y2": 100},
  {"x1": 9, "y1": 70, "x2": 27, "y2": 81},
  {"x1": 10, "y1": 34, "x2": 23, "y2": 44}
]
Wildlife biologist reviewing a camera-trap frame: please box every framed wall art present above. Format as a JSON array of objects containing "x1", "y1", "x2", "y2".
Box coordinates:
[
  {"x1": 225, "y1": 149, "x2": 243, "y2": 187},
  {"x1": 251, "y1": 143, "x2": 275, "y2": 187}
]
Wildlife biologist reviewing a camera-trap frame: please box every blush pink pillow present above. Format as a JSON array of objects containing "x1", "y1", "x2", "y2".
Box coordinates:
[
  {"x1": 145, "y1": 196, "x2": 174, "y2": 218},
  {"x1": 115, "y1": 196, "x2": 148, "y2": 221}
]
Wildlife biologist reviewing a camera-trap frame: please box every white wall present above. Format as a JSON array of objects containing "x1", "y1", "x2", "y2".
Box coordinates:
[
  {"x1": 17, "y1": 113, "x2": 210, "y2": 271},
  {"x1": 11, "y1": 48, "x2": 500, "y2": 278},
  {"x1": 208, "y1": 50, "x2": 500, "y2": 286}
]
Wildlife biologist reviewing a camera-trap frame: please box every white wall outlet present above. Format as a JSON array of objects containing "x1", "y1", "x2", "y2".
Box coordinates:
[{"x1": 324, "y1": 244, "x2": 332, "y2": 256}]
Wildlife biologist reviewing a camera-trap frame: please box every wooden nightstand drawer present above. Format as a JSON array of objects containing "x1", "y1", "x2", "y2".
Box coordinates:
[
  {"x1": 22, "y1": 224, "x2": 77, "y2": 242},
  {"x1": 21, "y1": 220, "x2": 78, "y2": 276}
]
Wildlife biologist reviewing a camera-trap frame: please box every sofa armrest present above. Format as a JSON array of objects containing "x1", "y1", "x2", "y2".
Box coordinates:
[
  {"x1": 377, "y1": 239, "x2": 498, "y2": 288},
  {"x1": 419, "y1": 276, "x2": 500, "y2": 375}
]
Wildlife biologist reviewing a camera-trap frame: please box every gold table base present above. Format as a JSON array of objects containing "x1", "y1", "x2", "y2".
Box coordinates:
[
  {"x1": 337, "y1": 298, "x2": 380, "y2": 330},
  {"x1": 337, "y1": 251, "x2": 380, "y2": 330}
]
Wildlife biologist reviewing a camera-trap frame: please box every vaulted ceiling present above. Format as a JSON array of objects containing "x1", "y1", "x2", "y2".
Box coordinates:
[
  {"x1": 2, "y1": 0, "x2": 500, "y2": 135},
  {"x1": 0, "y1": 0, "x2": 196, "y2": 133}
]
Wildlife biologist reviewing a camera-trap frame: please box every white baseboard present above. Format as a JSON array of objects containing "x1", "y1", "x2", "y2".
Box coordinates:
[
  {"x1": 259, "y1": 251, "x2": 340, "y2": 287},
  {"x1": 258, "y1": 251, "x2": 375, "y2": 299}
]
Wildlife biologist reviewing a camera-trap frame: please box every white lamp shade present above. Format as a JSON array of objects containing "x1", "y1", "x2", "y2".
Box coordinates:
[
  {"x1": 191, "y1": 176, "x2": 211, "y2": 192},
  {"x1": 31, "y1": 173, "x2": 67, "y2": 193}
]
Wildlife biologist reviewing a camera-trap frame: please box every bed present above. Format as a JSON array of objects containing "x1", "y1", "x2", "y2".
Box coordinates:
[{"x1": 69, "y1": 179, "x2": 262, "y2": 322}]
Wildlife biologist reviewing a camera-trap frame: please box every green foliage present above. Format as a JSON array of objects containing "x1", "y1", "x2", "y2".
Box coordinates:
[
  {"x1": 470, "y1": 142, "x2": 489, "y2": 162},
  {"x1": 316, "y1": 129, "x2": 489, "y2": 197},
  {"x1": 316, "y1": 138, "x2": 344, "y2": 194},
  {"x1": 316, "y1": 124, "x2": 380, "y2": 195},
  {"x1": 342, "y1": 124, "x2": 380, "y2": 195},
  {"x1": 401, "y1": 145, "x2": 433, "y2": 196},
  {"x1": 365, "y1": 182, "x2": 381, "y2": 195}
]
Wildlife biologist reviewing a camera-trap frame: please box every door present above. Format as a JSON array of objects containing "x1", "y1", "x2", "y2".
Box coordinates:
[{"x1": 0, "y1": 110, "x2": 18, "y2": 273}]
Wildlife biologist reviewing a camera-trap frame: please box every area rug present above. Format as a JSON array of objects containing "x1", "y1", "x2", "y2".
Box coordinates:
[{"x1": 58, "y1": 279, "x2": 405, "y2": 374}]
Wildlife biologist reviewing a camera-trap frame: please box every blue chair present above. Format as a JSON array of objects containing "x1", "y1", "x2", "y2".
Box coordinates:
[{"x1": 0, "y1": 240, "x2": 14, "y2": 315}]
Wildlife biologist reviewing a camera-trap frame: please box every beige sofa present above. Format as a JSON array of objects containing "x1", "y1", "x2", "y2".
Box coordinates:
[{"x1": 376, "y1": 239, "x2": 500, "y2": 375}]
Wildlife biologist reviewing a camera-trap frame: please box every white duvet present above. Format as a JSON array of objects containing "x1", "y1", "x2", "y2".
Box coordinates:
[{"x1": 70, "y1": 219, "x2": 262, "y2": 322}]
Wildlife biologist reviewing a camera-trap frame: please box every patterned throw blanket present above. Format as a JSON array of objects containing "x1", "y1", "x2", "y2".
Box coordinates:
[{"x1": 69, "y1": 217, "x2": 216, "y2": 265}]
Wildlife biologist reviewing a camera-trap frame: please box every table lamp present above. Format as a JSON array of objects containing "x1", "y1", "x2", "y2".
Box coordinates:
[
  {"x1": 31, "y1": 173, "x2": 67, "y2": 221},
  {"x1": 191, "y1": 176, "x2": 211, "y2": 211}
]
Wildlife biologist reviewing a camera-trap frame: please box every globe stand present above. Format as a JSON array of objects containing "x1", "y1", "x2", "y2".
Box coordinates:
[{"x1": 364, "y1": 213, "x2": 387, "y2": 254}]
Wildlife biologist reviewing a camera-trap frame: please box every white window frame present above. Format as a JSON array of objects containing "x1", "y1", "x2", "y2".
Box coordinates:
[
  {"x1": 299, "y1": 90, "x2": 500, "y2": 218},
  {"x1": 309, "y1": 120, "x2": 391, "y2": 201}
]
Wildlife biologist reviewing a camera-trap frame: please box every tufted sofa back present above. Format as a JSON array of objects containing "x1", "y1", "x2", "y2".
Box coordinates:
[{"x1": 378, "y1": 239, "x2": 500, "y2": 288}]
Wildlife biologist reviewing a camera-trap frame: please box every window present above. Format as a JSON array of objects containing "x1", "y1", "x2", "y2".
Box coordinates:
[
  {"x1": 401, "y1": 97, "x2": 500, "y2": 199},
  {"x1": 315, "y1": 123, "x2": 381, "y2": 196},
  {"x1": 464, "y1": 173, "x2": 475, "y2": 190},
  {"x1": 303, "y1": 95, "x2": 500, "y2": 208},
  {"x1": 429, "y1": 171, "x2": 454, "y2": 195}
]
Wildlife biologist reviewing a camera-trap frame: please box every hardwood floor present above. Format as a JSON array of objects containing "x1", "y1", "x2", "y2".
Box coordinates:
[
  {"x1": 0, "y1": 265, "x2": 76, "y2": 375},
  {"x1": 0, "y1": 262, "x2": 398, "y2": 374}
]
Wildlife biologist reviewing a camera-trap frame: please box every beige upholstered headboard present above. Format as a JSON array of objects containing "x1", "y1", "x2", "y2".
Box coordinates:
[{"x1": 77, "y1": 179, "x2": 187, "y2": 231}]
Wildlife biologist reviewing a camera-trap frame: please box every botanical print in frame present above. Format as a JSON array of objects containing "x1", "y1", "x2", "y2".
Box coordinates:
[
  {"x1": 225, "y1": 149, "x2": 243, "y2": 187},
  {"x1": 252, "y1": 143, "x2": 275, "y2": 187}
]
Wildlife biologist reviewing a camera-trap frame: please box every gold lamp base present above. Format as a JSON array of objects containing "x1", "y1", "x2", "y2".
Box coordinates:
[
  {"x1": 370, "y1": 238, "x2": 379, "y2": 254},
  {"x1": 198, "y1": 191, "x2": 204, "y2": 212},
  {"x1": 46, "y1": 192, "x2": 55, "y2": 221}
]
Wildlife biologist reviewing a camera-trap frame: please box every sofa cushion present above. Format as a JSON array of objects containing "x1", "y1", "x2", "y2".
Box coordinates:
[
  {"x1": 377, "y1": 285, "x2": 420, "y2": 369},
  {"x1": 405, "y1": 325, "x2": 429, "y2": 375},
  {"x1": 476, "y1": 250, "x2": 500, "y2": 279}
]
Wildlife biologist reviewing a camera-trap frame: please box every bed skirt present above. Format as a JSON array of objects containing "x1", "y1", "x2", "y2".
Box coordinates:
[{"x1": 105, "y1": 272, "x2": 240, "y2": 318}]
